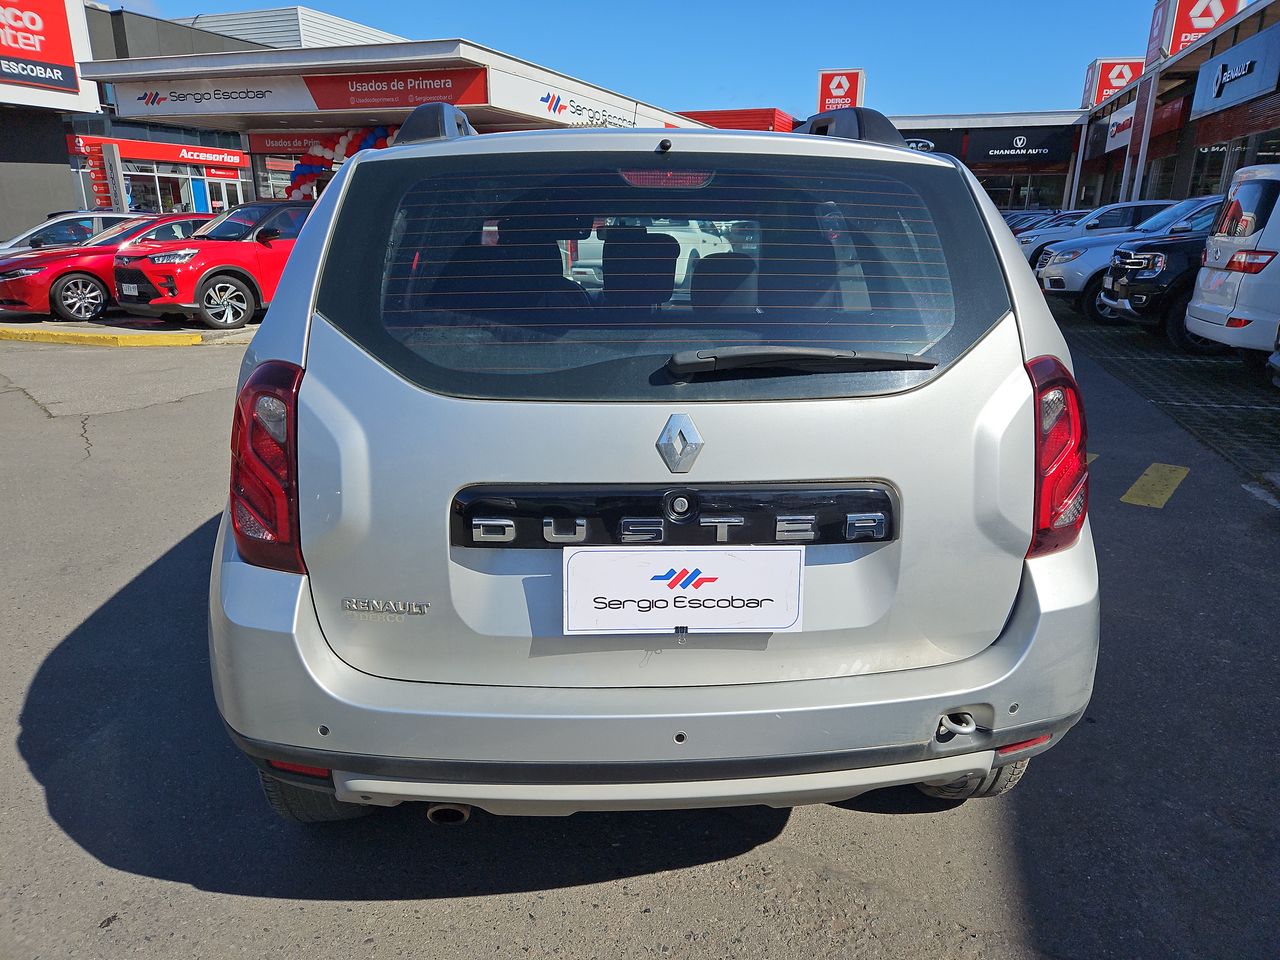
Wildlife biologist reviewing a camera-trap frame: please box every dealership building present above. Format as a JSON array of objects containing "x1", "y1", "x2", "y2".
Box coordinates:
[
  {"x1": 1073, "y1": 0, "x2": 1280, "y2": 207},
  {"x1": 3, "y1": 0, "x2": 1280, "y2": 239},
  {"x1": 0, "y1": 3, "x2": 698, "y2": 237}
]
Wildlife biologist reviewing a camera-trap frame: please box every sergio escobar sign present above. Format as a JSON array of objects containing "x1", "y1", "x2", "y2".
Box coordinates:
[
  {"x1": 116, "y1": 68, "x2": 489, "y2": 117},
  {"x1": 0, "y1": 0, "x2": 98, "y2": 112}
]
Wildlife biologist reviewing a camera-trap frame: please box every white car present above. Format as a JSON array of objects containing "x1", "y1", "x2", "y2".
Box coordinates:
[
  {"x1": 0, "y1": 211, "x2": 136, "y2": 257},
  {"x1": 1187, "y1": 164, "x2": 1280, "y2": 373},
  {"x1": 570, "y1": 218, "x2": 732, "y2": 291},
  {"x1": 1036, "y1": 197, "x2": 1223, "y2": 323},
  {"x1": 1020, "y1": 200, "x2": 1174, "y2": 265}
]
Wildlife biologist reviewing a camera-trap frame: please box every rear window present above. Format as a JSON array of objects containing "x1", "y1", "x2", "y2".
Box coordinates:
[
  {"x1": 316, "y1": 150, "x2": 1012, "y2": 401},
  {"x1": 1214, "y1": 179, "x2": 1280, "y2": 239}
]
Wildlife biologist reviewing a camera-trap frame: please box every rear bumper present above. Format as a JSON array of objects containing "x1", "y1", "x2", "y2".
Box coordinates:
[
  {"x1": 1186, "y1": 309, "x2": 1280, "y2": 351},
  {"x1": 210, "y1": 514, "x2": 1099, "y2": 815}
]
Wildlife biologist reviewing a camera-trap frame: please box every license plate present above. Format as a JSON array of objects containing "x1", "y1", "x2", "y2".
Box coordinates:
[
  {"x1": 120, "y1": 283, "x2": 138, "y2": 297},
  {"x1": 1102, "y1": 276, "x2": 1113, "y2": 291},
  {"x1": 562, "y1": 546, "x2": 804, "y2": 635}
]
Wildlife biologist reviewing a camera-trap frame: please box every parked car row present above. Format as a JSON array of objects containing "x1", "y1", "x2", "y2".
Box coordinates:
[
  {"x1": 1022, "y1": 168, "x2": 1280, "y2": 384},
  {"x1": 0, "y1": 201, "x2": 310, "y2": 329}
]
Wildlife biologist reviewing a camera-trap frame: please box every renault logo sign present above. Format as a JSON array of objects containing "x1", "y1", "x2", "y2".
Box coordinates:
[{"x1": 656, "y1": 414, "x2": 704, "y2": 474}]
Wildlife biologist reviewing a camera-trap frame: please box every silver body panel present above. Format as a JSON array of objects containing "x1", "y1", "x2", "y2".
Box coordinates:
[{"x1": 297, "y1": 312, "x2": 1034, "y2": 688}]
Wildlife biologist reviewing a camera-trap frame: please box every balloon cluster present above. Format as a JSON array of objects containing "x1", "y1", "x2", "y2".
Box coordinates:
[{"x1": 288, "y1": 125, "x2": 400, "y2": 200}]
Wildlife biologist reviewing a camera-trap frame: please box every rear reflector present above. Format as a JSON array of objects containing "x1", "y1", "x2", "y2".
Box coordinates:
[
  {"x1": 230, "y1": 361, "x2": 306, "y2": 573},
  {"x1": 1226, "y1": 317, "x2": 1252, "y2": 328},
  {"x1": 1224, "y1": 250, "x2": 1276, "y2": 274},
  {"x1": 267, "y1": 760, "x2": 331, "y2": 779},
  {"x1": 1026, "y1": 356, "x2": 1088, "y2": 558},
  {"x1": 996, "y1": 734, "x2": 1051, "y2": 756}
]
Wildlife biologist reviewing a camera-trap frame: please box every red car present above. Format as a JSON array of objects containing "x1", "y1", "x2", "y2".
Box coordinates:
[
  {"x1": 115, "y1": 201, "x2": 311, "y2": 329},
  {"x1": 0, "y1": 214, "x2": 211, "y2": 322}
]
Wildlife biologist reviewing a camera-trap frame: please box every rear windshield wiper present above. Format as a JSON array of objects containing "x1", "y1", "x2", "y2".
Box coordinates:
[{"x1": 666, "y1": 346, "x2": 938, "y2": 378}]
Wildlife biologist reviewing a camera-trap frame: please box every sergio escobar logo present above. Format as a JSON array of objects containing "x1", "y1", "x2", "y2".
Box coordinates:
[
  {"x1": 592, "y1": 567, "x2": 775, "y2": 612},
  {"x1": 166, "y1": 86, "x2": 273, "y2": 104},
  {"x1": 538, "y1": 89, "x2": 635, "y2": 128}
]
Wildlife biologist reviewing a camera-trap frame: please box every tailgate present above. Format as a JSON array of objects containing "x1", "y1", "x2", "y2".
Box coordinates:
[{"x1": 298, "y1": 313, "x2": 1033, "y2": 688}]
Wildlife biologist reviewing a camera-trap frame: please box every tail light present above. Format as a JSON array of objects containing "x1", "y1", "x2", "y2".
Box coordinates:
[
  {"x1": 1226, "y1": 317, "x2": 1252, "y2": 328},
  {"x1": 230, "y1": 360, "x2": 305, "y2": 573},
  {"x1": 1026, "y1": 356, "x2": 1088, "y2": 558},
  {"x1": 1224, "y1": 250, "x2": 1276, "y2": 274}
]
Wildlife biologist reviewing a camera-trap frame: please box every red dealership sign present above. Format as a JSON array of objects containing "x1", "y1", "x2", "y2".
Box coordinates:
[
  {"x1": 1151, "y1": 0, "x2": 1247, "y2": 60},
  {"x1": 817, "y1": 69, "x2": 864, "y2": 113},
  {"x1": 1083, "y1": 58, "x2": 1145, "y2": 106},
  {"x1": 0, "y1": 0, "x2": 79, "y2": 93},
  {"x1": 301, "y1": 68, "x2": 487, "y2": 111},
  {"x1": 68, "y1": 134, "x2": 249, "y2": 168}
]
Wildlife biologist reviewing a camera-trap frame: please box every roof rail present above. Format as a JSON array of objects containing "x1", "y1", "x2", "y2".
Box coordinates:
[
  {"x1": 792, "y1": 107, "x2": 906, "y2": 148},
  {"x1": 396, "y1": 103, "x2": 478, "y2": 145}
]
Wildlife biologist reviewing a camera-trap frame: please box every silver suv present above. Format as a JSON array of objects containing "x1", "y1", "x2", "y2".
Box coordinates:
[{"x1": 211, "y1": 105, "x2": 1099, "y2": 824}]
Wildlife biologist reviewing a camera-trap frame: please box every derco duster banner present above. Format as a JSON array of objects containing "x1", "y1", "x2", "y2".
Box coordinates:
[{"x1": 0, "y1": 0, "x2": 98, "y2": 112}]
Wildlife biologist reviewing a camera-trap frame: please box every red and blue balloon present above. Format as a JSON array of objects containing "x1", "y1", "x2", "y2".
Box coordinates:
[{"x1": 288, "y1": 125, "x2": 399, "y2": 199}]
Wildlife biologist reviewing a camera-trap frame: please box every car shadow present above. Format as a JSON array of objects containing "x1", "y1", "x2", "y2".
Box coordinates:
[
  {"x1": 17, "y1": 517, "x2": 788, "y2": 900},
  {"x1": 1001, "y1": 351, "x2": 1280, "y2": 958}
]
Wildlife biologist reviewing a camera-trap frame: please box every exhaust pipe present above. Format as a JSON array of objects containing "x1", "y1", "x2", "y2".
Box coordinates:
[{"x1": 425, "y1": 802, "x2": 471, "y2": 825}]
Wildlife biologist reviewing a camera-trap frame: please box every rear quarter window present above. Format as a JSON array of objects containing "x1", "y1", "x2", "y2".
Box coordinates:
[
  {"x1": 1214, "y1": 180, "x2": 1280, "y2": 239},
  {"x1": 316, "y1": 149, "x2": 1012, "y2": 401}
]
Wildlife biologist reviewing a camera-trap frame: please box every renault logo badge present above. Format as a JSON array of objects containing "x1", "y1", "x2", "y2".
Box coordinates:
[{"x1": 656, "y1": 414, "x2": 703, "y2": 473}]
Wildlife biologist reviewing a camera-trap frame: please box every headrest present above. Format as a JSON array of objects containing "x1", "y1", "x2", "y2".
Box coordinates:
[
  {"x1": 691, "y1": 253, "x2": 757, "y2": 312},
  {"x1": 603, "y1": 228, "x2": 680, "y2": 306}
]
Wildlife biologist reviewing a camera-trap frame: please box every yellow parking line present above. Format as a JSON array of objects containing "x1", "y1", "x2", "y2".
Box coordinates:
[
  {"x1": 0, "y1": 328, "x2": 200, "y2": 347},
  {"x1": 1120, "y1": 463, "x2": 1190, "y2": 508}
]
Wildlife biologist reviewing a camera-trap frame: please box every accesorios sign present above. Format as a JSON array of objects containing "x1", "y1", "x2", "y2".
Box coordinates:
[{"x1": 68, "y1": 134, "x2": 249, "y2": 168}]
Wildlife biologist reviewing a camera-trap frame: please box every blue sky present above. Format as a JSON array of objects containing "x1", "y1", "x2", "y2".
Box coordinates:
[{"x1": 138, "y1": 0, "x2": 1158, "y2": 117}]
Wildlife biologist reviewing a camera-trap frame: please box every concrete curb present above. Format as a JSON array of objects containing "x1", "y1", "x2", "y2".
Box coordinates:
[{"x1": 1, "y1": 327, "x2": 206, "y2": 347}]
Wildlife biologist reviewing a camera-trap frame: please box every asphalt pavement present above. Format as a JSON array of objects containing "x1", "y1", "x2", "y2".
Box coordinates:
[{"x1": 0, "y1": 335, "x2": 1276, "y2": 960}]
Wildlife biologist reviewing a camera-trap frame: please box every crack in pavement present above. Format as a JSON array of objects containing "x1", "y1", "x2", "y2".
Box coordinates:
[{"x1": 79, "y1": 415, "x2": 92, "y2": 460}]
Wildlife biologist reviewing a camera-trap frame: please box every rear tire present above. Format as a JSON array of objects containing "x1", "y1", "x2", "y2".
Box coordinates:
[
  {"x1": 197, "y1": 275, "x2": 255, "y2": 329},
  {"x1": 1165, "y1": 292, "x2": 1225, "y2": 355},
  {"x1": 258, "y1": 771, "x2": 374, "y2": 823},
  {"x1": 49, "y1": 273, "x2": 108, "y2": 322},
  {"x1": 916, "y1": 759, "x2": 1030, "y2": 800}
]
